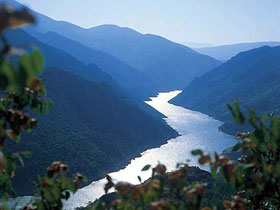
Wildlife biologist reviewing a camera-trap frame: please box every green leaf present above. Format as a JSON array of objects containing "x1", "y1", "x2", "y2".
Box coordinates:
[
  {"x1": 17, "y1": 155, "x2": 24, "y2": 167},
  {"x1": 233, "y1": 101, "x2": 245, "y2": 125},
  {"x1": 19, "y1": 50, "x2": 43, "y2": 87},
  {"x1": 243, "y1": 163, "x2": 255, "y2": 169},
  {"x1": 43, "y1": 100, "x2": 52, "y2": 114},
  {"x1": 141, "y1": 164, "x2": 151, "y2": 171},
  {"x1": 137, "y1": 176, "x2": 142, "y2": 183},
  {"x1": 191, "y1": 149, "x2": 203, "y2": 156},
  {"x1": 261, "y1": 114, "x2": 268, "y2": 123},
  {"x1": 66, "y1": 178, "x2": 76, "y2": 192},
  {"x1": 232, "y1": 143, "x2": 241, "y2": 152},
  {"x1": 270, "y1": 117, "x2": 280, "y2": 138},
  {"x1": 52, "y1": 186, "x2": 61, "y2": 200},
  {"x1": 248, "y1": 109, "x2": 258, "y2": 128},
  {"x1": 0, "y1": 60, "x2": 16, "y2": 91},
  {"x1": 210, "y1": 163, "x2": 217, "y2": 179},
  {"x1": 227, "y1": 101, "x2": 245, "y2": 125},
  {"x1": 23, "y1": 151, "x2": 31, "y2": 158},
  {"x1": 6, "y1": 130, "x2": 20, "y2": 143},
  {"x1": 44, "y1": 188, "x2": 54, "y2": 202},
  {"x1": 274, "y1": 162, "x2": 280, "y2": 176},
  {"x1": 30, "y1": 50, "x2": 43, "y2": 74},
  {"x1": 226, "y1": 103, "x2": 233, "y2": 111}
]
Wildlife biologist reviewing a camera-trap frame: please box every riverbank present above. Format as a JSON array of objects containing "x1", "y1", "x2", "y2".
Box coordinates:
[{"x1": 63, "y1": 91, "x2": 237, "y2": 209}]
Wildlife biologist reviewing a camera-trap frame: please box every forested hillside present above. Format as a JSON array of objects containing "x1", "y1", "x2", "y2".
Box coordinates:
[
  {"x1": 11, "y1": 69, "x2": 178, "y2": 195},
  {"x1": 6, "y1": 29, "x2": 158, "y2": 99},
  {"x1": 3, "y1": 18, "x2": 179, "y2": 196},
  {"x1": 171, "y1": 46, "x2": 280, "y2": 134}
]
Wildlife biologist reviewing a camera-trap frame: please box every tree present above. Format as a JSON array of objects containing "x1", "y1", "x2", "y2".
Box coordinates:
[
  {"x1": 0, "y1": 3, "x2": 85, "y2": 209},
  {"x1": 91, "y1": 101, "x2": 280, "y2": 210},
  {"x1": 1, "y1": 2, "x2": 280, "y2": 210}
]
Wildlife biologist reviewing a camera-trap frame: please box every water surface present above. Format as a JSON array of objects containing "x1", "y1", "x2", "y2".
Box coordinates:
[{"x1": 64, "y1": 91, "x2": 237, "y2": 209}]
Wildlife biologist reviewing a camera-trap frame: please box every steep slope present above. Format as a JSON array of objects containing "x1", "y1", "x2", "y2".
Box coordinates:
[
  {"x1": 171, "y1": 46, "x2": 280, "y2": 134},
  {"x1": 3, "y1": 0, "x2": 159, "y2": 98},
  {"x1": 5, "y1": 29, "x2": 117, "y2": 87},
  {"x1": 11, "y1": 69, "x2": 178, "y2": 195},
  {"x1": 194, "y1": 42, "x2": 280, "y2": 61},
  {"x1": 6, "y1": 29, "x2": 164, "y2": 119},
  {"x1": 4, "y1": 29, "x2": 179, "y2": 194},
  {"x1": 29, "y1": 31, "x2": 158, "y2": 99},
  {"x1": 36, "y1": 24, "x2": 220, "y2": 91},
  {"x1": 6, "y1": 28, "x2": 157, "y2": 99},
  {"x1": 6, "y1": 0, "x2": 221, "y2": 91}
]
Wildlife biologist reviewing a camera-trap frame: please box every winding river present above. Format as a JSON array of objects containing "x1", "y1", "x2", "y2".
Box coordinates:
[{"x1": 64, "y1": 91, "x2": 237, "y2": 209}]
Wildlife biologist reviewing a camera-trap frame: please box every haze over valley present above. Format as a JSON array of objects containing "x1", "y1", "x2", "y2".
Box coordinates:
[{"x1": 1, "y1": 1, "x2": 280, "y2": 209}]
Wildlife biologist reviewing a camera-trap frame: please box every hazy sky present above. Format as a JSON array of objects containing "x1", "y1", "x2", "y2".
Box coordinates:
[{"x1": 16, "y1": 0, "x2": 280, "y2": 45}]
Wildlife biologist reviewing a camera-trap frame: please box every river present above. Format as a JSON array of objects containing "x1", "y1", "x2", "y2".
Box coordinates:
[{"x1": 64, "y1": 90, "x2": 237, "y2": 209}]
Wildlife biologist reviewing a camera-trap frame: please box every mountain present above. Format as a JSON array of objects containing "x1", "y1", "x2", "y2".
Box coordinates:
[
  {"x1": 28, "y1": 30, "x2": 158, "y2": 99},
  {"x1": 6, "y1": 29, "x2": 165, "y2": 119},
  {"x1": 3, "y1": 0, "x2": 158, "y2": 99},
  {"x1": 36, "y1": 24, "x2": 220, "y2": 91},
  {"x1": 194, "y1": 42, "x2": 280, "y2": 61},
  {"x1": 171, "y1": 46, "x2": 280, "y2": 134},
  {"x1": 7, "y1": 0, "x2": 221, "y2": 91},
  {"x1": 4, "y1": 29, "x2": 178, "y2": 195},
  {"x1": 11, "y1": 68, "x2": 178, "y2": 195},
  {"x1": 182, "y1": 42, "x2": 215, "y2": 48},
  {"x1": 5, "y1": 29, "x2": 118, "y2": 87}
]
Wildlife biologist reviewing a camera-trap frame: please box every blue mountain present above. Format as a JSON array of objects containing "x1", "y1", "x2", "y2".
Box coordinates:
[
  {"x1": 10, "y1": 0, "x2": 221, "y2": 91},
  {"x1": 194, "y1": 42, "x2": 280, "y2": 61},
  {"x1": 171, "y1": 46, "x2": 280, "y2": 134}
]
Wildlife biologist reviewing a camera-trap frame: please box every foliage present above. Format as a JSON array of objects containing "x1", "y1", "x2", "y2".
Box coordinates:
[
  {"x1": 5, "y1": 27, "x2": 178, "y2": 195},
  {"x1": 91, "y1": 164, "x2": 210, "y2": 210},
  {"x1": 0, "y1": 3, "x2": 48, "y2": 199},
  {"x1": 83, "y1": 166, "x2": 235, "y2": 210},
  {"x1": 86, "y1": 100, "x2": 280, "y2": 210},
  {"x1": 0, "y1": 3, "x2": 85, "y2": 209},
  {"x1": 1, "y1": 2, "x2": 280, "y2": 210},
  {"x1": 24, "y1": 162, "x2": 86, "y2": 210},
  {"x1": 171, "y1": 45, "x2": 280, "y2": 135}
]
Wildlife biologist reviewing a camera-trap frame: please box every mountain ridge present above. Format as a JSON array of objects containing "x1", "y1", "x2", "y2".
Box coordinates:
[
  {"x1": 8, "y1": 0, "x2": 222, "y2": 92},
  {"x1": 171, "y1": 45, "x2": 280, "y2": 134},
  {"x1": 194, "y1": 41, "x2": 280, "y2": 61}
]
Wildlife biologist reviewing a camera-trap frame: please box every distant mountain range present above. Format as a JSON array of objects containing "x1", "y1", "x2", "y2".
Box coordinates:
[
  {"x1": 5, "y1": 28, "x2": 178, "y2": 195},
  {"x1": 46, "y1": 24, "x2": 220, "y2": 91},
  {"x1": 3, "y1": 2, "x2": 180, "y2": 194},
  {"x1": 13, "y1": 2, "x2": 221, "y2": 91},
  {"x1": 194, "y1": 42, "x2": 280, "y2": 61},
  {"x1": 29, "y1": 31, "x2": 160, "y2": 99},
  {"x1": 171, "y1": 46, "x2": 280, "y2": 134},
  {"x1": 182, "y1": 42, "x2": 215, "y2": 48},
  {"x1": 6, "y1": 0, "x2": 280, "y2": 196}
]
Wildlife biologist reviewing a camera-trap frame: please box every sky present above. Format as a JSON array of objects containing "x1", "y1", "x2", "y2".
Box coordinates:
[{"x1": 16, "y1": 0, "x2": 280, "y2": 46}]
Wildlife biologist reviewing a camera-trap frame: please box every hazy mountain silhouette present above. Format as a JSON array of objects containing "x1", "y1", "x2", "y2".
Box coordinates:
[
  {"x1": 29, "y1": 31, "x2": 159, "y2": 99},
  {"x1": 6, "y1": 0, "x2": 221, "y2": 91},
  {"x1": 171, "y1": 46, "x2": 280, "y2": 134},
  {"x1": 4, "y1": 18, "x2": 179, "y2": 195},
  {"x1": 194, "y1": 42, "x2": 280, "y2": 61},
  {"x1": 36, "y1": 24, "x2": 220, "y2": 91},
  {"x1": 182, "y1": 42, "x2": 215, "y2": 48}
]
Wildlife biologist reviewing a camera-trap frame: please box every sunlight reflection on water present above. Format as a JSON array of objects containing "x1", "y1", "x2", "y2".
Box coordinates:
[{"x1": 64, "y1": 90, "x2": 237, "y2": 209}]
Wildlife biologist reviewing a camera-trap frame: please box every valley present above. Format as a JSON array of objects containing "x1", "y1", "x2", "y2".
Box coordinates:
[
  {"x1": 64, "y1": 91, "x2": 236, "y2": 210},
  {"x1": 1, "y1": 1, "x2": 280, "y2": 209}
]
